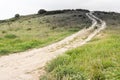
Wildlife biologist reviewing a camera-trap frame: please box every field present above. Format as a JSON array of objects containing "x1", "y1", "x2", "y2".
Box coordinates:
[
  {"x1": 41, "y1": 20, "x2": 120, "y2": 79},
  {"x1": 0, "y1": 11, "x2": 91, "y2": 55},
  {"x1": 1, "y1": 9, "x2": 120, "y2": 80}
]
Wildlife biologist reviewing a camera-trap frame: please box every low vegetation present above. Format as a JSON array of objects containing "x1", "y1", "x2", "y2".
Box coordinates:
[
  {"x1": 94, "y1": 11, "x2": 120, "y2": 26},
  {"x1": 0, "y1": 8, "x2": 120, "y2": 80},
  {"x1": 41, "y1": 25, "x2": 120, "y2": 80},
  {"x1": 0, "y1": 9, "x2": 91, "y2": 55},
  {"x1": 40, "y1": 11, "x2": 120, "y2": 79}
]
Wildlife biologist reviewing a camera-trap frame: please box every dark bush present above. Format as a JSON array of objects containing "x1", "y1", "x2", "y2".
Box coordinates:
[
  {"x1": 72, "y1": 15, "x2": 77, "y2": 17},
  {"x1": 38, "y1": 9, "x2": 47, "y2": 14},
  {"x1": 37, "y1": 9, "x2": 89, "y2": 15},
  {"x1": 2, "y1": 31, "x2": 6, "y2": 34},
  {"x1": 51, "y1": 26, "x2": 57, "y2": 30},
  {"x1": 26, "y1": 28, "x2": 32, "y2": 31},
  {"x1": 15, "y1": 14, "x2": 20, "y2": 19},
  {"x1": 62, "y1": 9, "x2": 71, "y2": 12},
  {"x1": 45, "y1": 10, "x2": 64, "y2": 15},
  {"x1": 78, "y1": 15, "x2": 82, "y2": 17},
  {"x1": 94, "y1": 26, "x2": 98, "y2": 29},
  {"x1": 76, "y1": 9, "x2": 89, "y2": 12}
]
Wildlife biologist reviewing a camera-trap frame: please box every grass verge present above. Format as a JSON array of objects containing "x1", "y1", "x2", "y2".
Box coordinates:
[{"x1": 41, "y1": 27, "x2": 120, "y2": 80}]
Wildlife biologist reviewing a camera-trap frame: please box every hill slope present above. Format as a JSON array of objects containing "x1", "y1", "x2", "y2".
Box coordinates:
[
  {"x1": 0, "y1": 11, "x2": 104, "y2": 80},
  {"x1": 0, "y1": 9, "x2": 120, "y2": 80},
  {"x1": 0, "y1": 9, "x2": 91, "y2": 55},
  {"x1": 40, "y1": 11, "x2": 120, "y2": 80}
]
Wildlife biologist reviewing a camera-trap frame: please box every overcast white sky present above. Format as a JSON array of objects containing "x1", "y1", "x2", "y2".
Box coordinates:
[{"x1": 0, "y1": 0, "x2": 120, "y2": 20}]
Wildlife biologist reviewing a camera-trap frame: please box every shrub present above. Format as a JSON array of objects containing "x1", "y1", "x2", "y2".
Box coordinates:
[
  {"x1": 94, "y1": 26, "x2": 98, "y2": 29},
  {"x1": 2, "y1": 31, "x2": 6, "y2": 34},
  {"x1": 4, "y1": 34, "x2": 17, "y2": 39},
  {"x1": 62, "y1": 9, "x2": 71, "y2": 12},
  {"x1": 51, "y1": 26, "x2": 57, "y2": 30},
  {"x1": 45, "y1": 10, "x2": 64, "y2": 15},
  {"x1": 78, "y1": 15, "x2": 82, "y2": 17},
  {"x1": 15, "y1": 14, "x2": 20, "y2": 19},
  {"x1": 76, "y1": 9, "x2": 89, "y2": 12},
  {"x1": 72, "y1": 15, "x2": 77, "y2": 17},
  {"x1": 38, "y1": 9, "x2": 47, "y2": 14},
  {"x1": 26, "y1": 28, "x2": 32, "y2": 31}
]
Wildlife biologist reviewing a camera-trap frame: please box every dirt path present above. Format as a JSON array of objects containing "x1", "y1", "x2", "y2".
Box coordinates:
[{"x1": 0, "y1": 12, "x2": 106, "y2": 80}]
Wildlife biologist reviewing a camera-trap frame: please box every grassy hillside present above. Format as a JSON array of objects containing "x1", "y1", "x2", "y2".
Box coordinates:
[
  {"x1": 94, "y1": 11, "x2": 120, "y2": 26},
  {"x1": 40, "y1": 12, "x2": 120, "y2": 80},
  {"x1": 0, "y1": 9, "x2": 91, "y2": 55}
]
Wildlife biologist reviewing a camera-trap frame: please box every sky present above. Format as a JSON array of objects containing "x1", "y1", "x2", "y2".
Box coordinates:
[{"x1": 0, "y1": 0, "x2": 120, "y2": 20}]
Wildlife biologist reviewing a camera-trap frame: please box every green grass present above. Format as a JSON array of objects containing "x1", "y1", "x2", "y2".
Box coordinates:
[
  {"x1": 0, "y1": 30, "x2": 76, "y2": 55},
  {"x1": 4, "y1": 34, "x2": 17, "y2": 39},
  {"x1": 41, "y1": 26, "x2": 120, "y2": 80},
  {"x1": 0, "y1": 12, "x2": 90, "y2": 55}
]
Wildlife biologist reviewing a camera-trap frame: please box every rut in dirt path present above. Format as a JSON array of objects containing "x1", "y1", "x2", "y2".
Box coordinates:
[{"x1": 0, "y1": 12, "x2": 106, "y2": 80}]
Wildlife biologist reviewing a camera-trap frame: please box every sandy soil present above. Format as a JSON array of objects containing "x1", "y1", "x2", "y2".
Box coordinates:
[{"x1": 0, "y1": 12, "x2": 106, "y2": 80}]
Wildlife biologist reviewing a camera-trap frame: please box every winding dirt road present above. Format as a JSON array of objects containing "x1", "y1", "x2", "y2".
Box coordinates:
[{"x1": 0, "y1": 12, "x2": 106, "y2": 80}]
